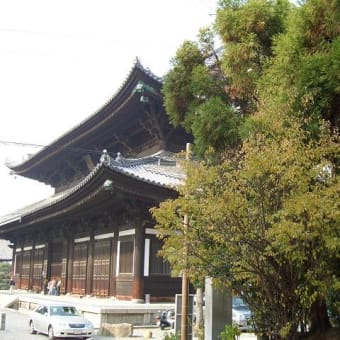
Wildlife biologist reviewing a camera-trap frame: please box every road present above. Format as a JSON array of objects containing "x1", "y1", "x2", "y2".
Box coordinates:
[
  {"x1": 0, "y1": 307, "x2": 169, "y2": 339},
  {"x1": 0, "y1": 307, "x2": 47, "y2": 340},
  {"x1": 0, "y1": 307, "x2": 257, "y2": 340}
]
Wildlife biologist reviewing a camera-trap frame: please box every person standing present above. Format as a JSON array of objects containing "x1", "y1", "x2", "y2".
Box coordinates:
[
  {"x1": 47, "y1": 279, "x2": 56, "y2": 295},
  {"x1": 9, "y1": 278, "x2": 15, "y2": 294},
  {"x1": 56, "y1": 280, "x2": 62, "y2": 296}
]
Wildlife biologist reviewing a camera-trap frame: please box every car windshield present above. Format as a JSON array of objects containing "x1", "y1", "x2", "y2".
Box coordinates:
[
  {"x1": 232, "y1": 297, "x2": 248, "y2": 308},
  {"x1": 50, "y1": 306, "x2": 78, "y2": 316}
]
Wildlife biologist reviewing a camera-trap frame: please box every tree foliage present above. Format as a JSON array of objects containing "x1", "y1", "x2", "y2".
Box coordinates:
[
  {"x1": 0, "y1": 262, "x2": 11, "y2": 290},
  {"x1": 157, "y1": 0, "x2": 340, "y2": 338},
  {"x1": 216, "y1": 0, "x2": 291, "y2": 108},
  {"x1": 152, "y1": 119, "x2": 340, "y2": 338},
  {"x1": 259, "y1": 0, "x2": 340, "y2": 130},
  {"x1": 162, "y1": 29, "x2": 239, "y2": 159},
  {"x1": 162, "y1": 0, "x2": 291, "y2": 159}
]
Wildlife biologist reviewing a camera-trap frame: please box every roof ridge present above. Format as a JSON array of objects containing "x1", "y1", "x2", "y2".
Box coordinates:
[
  {"x1": 134, "y1": 57, "x2": 163, "y2": 82},
  {"x1": 99, "y1": 150, "x2": 177, "y2": 168},
  {"x1": 0, "y1": 150, "x2": 183, "y2": 224},
  {"x1": 8, "y1": 59, "x2": 162, "y2": 171}
]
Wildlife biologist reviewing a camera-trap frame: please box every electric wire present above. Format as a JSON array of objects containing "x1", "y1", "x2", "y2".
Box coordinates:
[{"x1": 0, "y1": 139, "x2": 105, "y2": 156}]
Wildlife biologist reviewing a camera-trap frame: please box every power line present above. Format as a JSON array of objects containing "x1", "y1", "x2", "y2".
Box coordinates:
[
  {"x1": 0, "y1": 139, "x2": 104, "y2": 156},
  {"x1": 0, "y1": 140, "x2": 44, "y2": 148}
]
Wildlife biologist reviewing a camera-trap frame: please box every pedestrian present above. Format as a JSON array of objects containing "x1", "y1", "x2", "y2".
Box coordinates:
[
  {"x1": 48, "y1": 279, "x2": 56, "y2": 295},
  {"x1": 9, "y1": 278, "x2": 15, "y2": 294},
  {"x1": 56, "y1": 279, "x2": 62, "y2": 296}
]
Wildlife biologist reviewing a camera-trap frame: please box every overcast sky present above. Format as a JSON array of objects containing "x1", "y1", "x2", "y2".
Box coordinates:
[{"x1": 0, "y1": 0, "x2": 217, "y2": 216}]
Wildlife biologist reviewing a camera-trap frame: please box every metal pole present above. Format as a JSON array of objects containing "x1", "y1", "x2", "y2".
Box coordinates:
[
  {"x1": 181, "y1": 143, "x2": 191, "y2": 340},
  {"x1": 0, "y1": 313, "x2": 6, "y2": 330}
]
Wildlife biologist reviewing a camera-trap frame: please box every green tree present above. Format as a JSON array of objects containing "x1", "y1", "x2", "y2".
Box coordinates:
[
  {"x1": 162, "y1": 40, "x2": 205, "y2": 129},
  {"x1": 0, "y1": 262, "x2": 11, "y2": 290},
  {"x1": 162, "y1": 29, "x2": 239, "y2": 159},
  {"x1": 259, "y1": 0, "x2": 340, "y2": 131},
  {"x1": 152, "y1": 118, "x2": 340, "y2": 339},
  {"x1": 216, "y1": 0, "x2": 291, "y2": 111},
  {"x1": 158, "y1": 0, "x2": 340, "y2": 338},
  {"x1": 162, "y1": 1, "x2": 291, "y2": 159}
]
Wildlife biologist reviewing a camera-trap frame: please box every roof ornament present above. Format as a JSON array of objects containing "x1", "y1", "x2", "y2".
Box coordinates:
[
  {"x1": 103, "y1": 179, "x2": 113, "y2": 191},
  {"x1": 115, "y1": 152, "x2": 123, "y2": 162},
  {"x1": 100, "y1": 149, "x2": 111, "y2": 166},
  {"x1": 134, "y1": 56, "x2": 141, "y2": 66}
]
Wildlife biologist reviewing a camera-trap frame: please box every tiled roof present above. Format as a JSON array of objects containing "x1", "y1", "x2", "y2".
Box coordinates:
[
  {"x1": 6, "y1": 58, "x2": 162, "y2": 169},
  {"x1": 0, "y1": 189, "x2": 73, "y2": 227},
  {"x1": 100, "y1": 149, "x2": 184, "y2": 188},
  {"x1": 0, "y1": 150, "x2": 184, "y2": 227}
]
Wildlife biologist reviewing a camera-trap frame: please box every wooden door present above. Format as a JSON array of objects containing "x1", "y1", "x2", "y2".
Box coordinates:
[
  {"x1": 32, "y1": 247, "x2": 45, "y2": 293},
  {"x1": 50, "y1": 242, "x2": 62, "y2": 279},
  {"x1": 92, "y1": 239, "x2": 111, "y2": 296},
  {"x1": 72, "y1": 243, "x2": 88, "y2": 294},
  {"x1": 21, "y1": 250, "x2": 32, "y2": 289}
]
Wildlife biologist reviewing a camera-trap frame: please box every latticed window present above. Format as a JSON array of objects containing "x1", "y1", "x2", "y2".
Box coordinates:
[
  {"x1": 14, "y1": 251, "x2": 22, "y2": 276},
  {"x1": 92, "y1": 239, "x2": 111, "y2": 295},
  {"x1": 119, "y1": 240, "x2": 134, "y2": 274},
  {"x1": 22, "y1": 250, "x2": 32, "y2": 279},
  {"x1": 33, "y1": 248, "x2": 44, "y2": 279},
  {"x1": 150, "y1": 237, "x2": 170, "y2": 275},
  {"x1": 72, "y1": 243, "x2": 88, "y2": 293},
  {"x1": 50, "y1": 243, "x2": 62, "y2": 278}
]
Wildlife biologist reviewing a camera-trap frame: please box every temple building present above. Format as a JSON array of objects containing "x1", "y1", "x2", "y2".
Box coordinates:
[{"x1": 0, "y1": 60, "x2": 191, "y2": 301}]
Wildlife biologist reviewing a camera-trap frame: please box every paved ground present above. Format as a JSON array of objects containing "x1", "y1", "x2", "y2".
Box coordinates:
[
  {"x1": 92, "y1": 329, "x2": 257, "y2": 340},
  {"x1": 91, "y1": 328, "x2": 256, "y2": 340},
  {"x1": 0, "y1": 290, "x2": 257, "y2": 339}
]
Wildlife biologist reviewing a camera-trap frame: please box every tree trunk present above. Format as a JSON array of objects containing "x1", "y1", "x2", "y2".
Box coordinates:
[
  {"x1": 194, "y1": 287, "x2": 204, "y2": 339},
  {"x1": 310, "y1": 297, "x2": 331, "y2": 334}
]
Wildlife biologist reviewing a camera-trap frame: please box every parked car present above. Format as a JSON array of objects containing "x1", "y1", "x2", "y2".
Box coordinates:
[
  {"x1": 232, "y1": 297, "x2": 252, "y2": 330},
  {"x1": 29, "y1": 303, "x2": 94, "y2": 339}
]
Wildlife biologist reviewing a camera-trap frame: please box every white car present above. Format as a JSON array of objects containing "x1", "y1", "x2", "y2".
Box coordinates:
[
  {"x1": 232, "y1": 297, "x2": 252, "y2": 330},
  {"x1": 29, "y1": 303, "x2": 94, "y2": 339}
]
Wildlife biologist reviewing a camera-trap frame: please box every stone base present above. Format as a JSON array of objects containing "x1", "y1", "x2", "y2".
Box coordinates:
[
  {"x1": 99, "y1": 323, "x2": 133, "y2": 337},
  {"x1": 144, "y1": 330, "x2": 153, "y2": 339}
]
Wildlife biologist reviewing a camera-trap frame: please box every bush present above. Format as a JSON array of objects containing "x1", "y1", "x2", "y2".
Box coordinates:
[
  {"x1": 0, "y1": 262, "x2": 11, "y2": 290},
  {"x1": 162, "y1": 332, "x2": 179, "y2": 340},
  {"x1": 219, "y1": 324, "x2": 241, "y2": 340}
]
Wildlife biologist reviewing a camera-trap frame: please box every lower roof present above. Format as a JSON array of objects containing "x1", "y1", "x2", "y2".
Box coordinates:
[{"x1": 0, "y1": 150, "x2": 184, "y2": 237}]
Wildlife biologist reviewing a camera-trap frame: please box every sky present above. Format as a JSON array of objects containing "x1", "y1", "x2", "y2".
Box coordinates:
[{"x1": 0, "y1": 0, "x2": 218, "y2": 217}]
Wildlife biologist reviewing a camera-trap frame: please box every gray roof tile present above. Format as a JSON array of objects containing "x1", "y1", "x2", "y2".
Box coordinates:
[{"x1": 0, "y1": 151, "x2": 184, "y2": 226}]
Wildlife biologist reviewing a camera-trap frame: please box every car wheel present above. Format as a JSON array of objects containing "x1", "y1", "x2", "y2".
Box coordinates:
[
  {"x1": 48, "y1": 325, "x2": 55, "y2": 340},
  {"x1": 29, "y1": 320, "x2": 37, "y2": 334}
]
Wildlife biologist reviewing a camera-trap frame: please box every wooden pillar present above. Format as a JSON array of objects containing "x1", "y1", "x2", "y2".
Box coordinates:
[
  {"x1": 16, "y1": 241, "x2": 23, "y2": 289},
  {"x1": 42, "y1": 242, "x2": 48, "y2": 280},
  {"x1": 66, "y1": 240, "x2": 74, "y2": 294},
  {"x1": 86, "y1": 234, "x2": 94, "y2": 295},
  {"x1": 46, "y1": 240, "x2": 52, "y2": 281},
  {"x1": 60, "y1": 240, "x2": 69, "y2": 294},
  {"x1": 109, "y1": 228, "x2": 118, "y2": 297},
  {"x1": 28, "y1": 244, "x2": 34, "y2": 291},
  {"x1": 11, "y1": 245, "x2": 15, "y2": 277},
  {"x1": 41, "y1": 243, "x2": 48, "y2": 294},
  {"x1": 132, "y1": 225, "x2": 144, "y2": 302}
]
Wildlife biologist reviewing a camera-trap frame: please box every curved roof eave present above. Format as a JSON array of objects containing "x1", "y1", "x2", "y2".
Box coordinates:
[
  {"x1": 0, "y1": 152, "x2": 183, "y2": 231},
  {"x1": 7, "y1": 58, "x2": 163, "y2": 174}
]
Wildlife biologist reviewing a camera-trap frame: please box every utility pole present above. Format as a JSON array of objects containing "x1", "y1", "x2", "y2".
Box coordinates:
[{"x1": 181, "y1": 142, "x2": 190, "y2": 340}]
